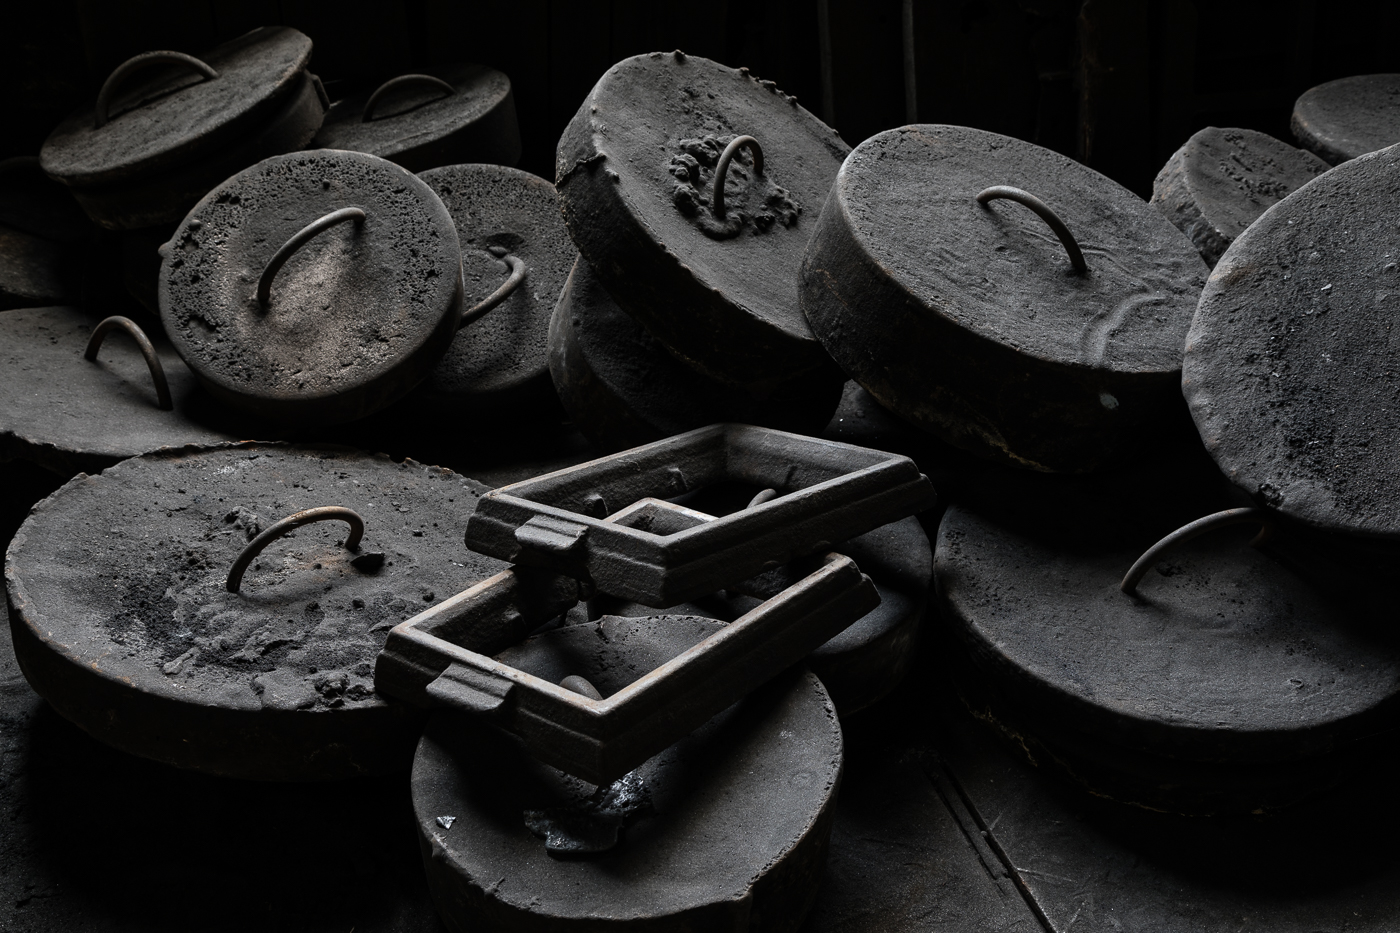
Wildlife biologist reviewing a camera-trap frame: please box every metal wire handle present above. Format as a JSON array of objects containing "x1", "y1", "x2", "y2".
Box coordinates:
[
  {"x1": 712, "y1": 135, "x2": 765, "y2": 218},
  {"x1": 84, "y1": 316, "x2": 173, "y2": 411},
  {"x1": 95, "y1": 50, "x2": 219, "y2": 128},
  {"x1": 226, "y1": 506, "x2": 366, "y2": 593},
  {"x1": 460, "y1": 247, "x2": 526, "y2": 329},
  {"x1": 976, "y1": 185, "x2": 1088, "y2": 275},
  {"x1": 257, "y1": 207, "x2": 366, "y2": 306},
  {"x1": 362, "y1": 73, "x2": 455, "y2": 122},
  {"x1": 1120, "y1": 507, "x2": 1274, "y2": 596}
]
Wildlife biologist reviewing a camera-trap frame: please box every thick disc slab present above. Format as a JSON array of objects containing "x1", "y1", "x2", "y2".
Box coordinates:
[
  {"x1": 1292, "y1": 74, "x2": 1400, "y2": 165},
  {"x1": 4, "y1": 443, "x2": 508, "y2": 780},
  {"x1": 801, "y1": 124, "x2": 1208, "y2": 473},
  {"x1": 1183, "y1": 142, "x2": 1400, "y2": 539},
  {"x1": 556, "y1": 51, "x2": 849, "y2": 391},
  {"x1": 412, "y1": 615, "x2": 841, "y2": 933},
  {"x1": 1152, "y1": 126, "x2": 1329, "y2": 267},
  {"x1": 0, "y1": 226, "x2": 77, "y2": 310},
  {"x1": 548, "y1": 257, "x2": 843, "y2": 451}
]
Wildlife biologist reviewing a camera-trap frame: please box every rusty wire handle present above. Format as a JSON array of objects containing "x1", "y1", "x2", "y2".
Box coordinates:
[
  {"x1": 257, "y1": 207, "x2": 366, "y2": 306},
  {"x1": 363, "y1": 73, "x2": 455, "y2": 122},
  {"x1": 95, "y1": 51, "x2": 219, "y2": 128},
  {"x1": 85, "y1": 316, "x2": 173, "y2": 411},
  {"x1": 976, "y1": 186, "x2": 1088, "y2": 275},
  {"x1": 712, "y1": 135, "x2": 765, "y2": 219},
  {"x1": 460, "y1": 248, "x2": 526, "y2": 329},
  {"x1": 1120, "y1": 507, "x2": 1274, "y2": 596},
  {"x1": 226, "y1": 507, "x2": 366, "y2": 594}
]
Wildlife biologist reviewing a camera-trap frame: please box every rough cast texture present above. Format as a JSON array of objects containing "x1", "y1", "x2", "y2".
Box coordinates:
[
  {"x1": 556, "y1": 51, "x2": 849, "y2": 391},
  {"x1": 800, "y1": 124, "x2": 1209, "y2": 473},
  {"x1": 1183, "y1": 142, "x2": 1400, "y2": 539},
  {"x1": 1151, "y1": 126, "x2": 1329, "y2": 268},
  {"x1": 159, "y1": 149, "x2": 462, "y2": 425},
  {"x1": 1291, "y1": 74, "x2": 1400, "y2": 165}
]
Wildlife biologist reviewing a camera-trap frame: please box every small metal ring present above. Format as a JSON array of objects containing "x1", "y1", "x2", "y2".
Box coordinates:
[
  {"x1": 976, "y1": 185, "x2": 1088, "y2": 275},
  {"x1": 712, "y1": 135, "x2": 764, "y2": 219},
  {"x1": 1120, "y1": 507, "x2": 1274, "y2": 596},
  {"x1": 459, "y1": 251, "x2": 526, "y2": 329},
  {"x1": 257, "y1": 207, "x2": 366, "y2": 306},
  {"x1": 362, "y1": 73, "x2": 456, "y2": 122},
  {"x1": 84, "y1": 316, "x2": 173, "y2": 411},
  {"x1": 95, "y1": 50, "x2": 219, "y2": 128},
  {"x1": 226, "y1": 507, "x2": 366, "y2": 594}
]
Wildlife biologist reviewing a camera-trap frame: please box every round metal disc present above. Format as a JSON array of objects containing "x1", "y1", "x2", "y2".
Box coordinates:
[
  {"x1": 1291, "y1": 74, "x2": 1400, "y2": 165},
  {"x1": 4, "y1": 442, "x2": 508, "y2": 780},
  {"x1": 0, "y1": 226, "x2": 77, "y2": 310},
  {"x1": 800, "y1": 124, "x2": 1209, "y2": 473},
  {"x1": 1183, "y1": 142, "x2": 1400, "y2": 539},
  {"x1": 556, "y1": 51, "x2": 849, "y2": 392},
  {"x1": 548, "y1": 257, "x2": 843, "y2": 451},
  {"x1": 313, "y1": 63, "x2": 520, "y2": 171},
  {"x1": 158, "y1": 149, "x2": 463, "y2": 426},
  {"x1": 412, "y1": 615, "x2": 841, "y2": 933},
  {"x1": 0, "y1": 305, "x2": 242, "y2": 475},
  {"x1": 1151, "y1": 126, "x2": 1329, "y2": 267},
  {"x1": 413, "y1": 163, "x2": 574, "y2": 411}
]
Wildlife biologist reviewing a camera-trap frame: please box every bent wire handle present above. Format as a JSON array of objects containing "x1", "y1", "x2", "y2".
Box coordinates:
[
  {"x1": 1120, "y1": 507, "x2": 1274, "y2": 596},
  {"x1": 84, "y1": 316, "x2": 173, "y2": 410},
  {"x1": 95, "y1": 50, "x2": 219, "y2": 128},
  {"x1": 226, "y1": 507, "x2": 366, "y2": 593},
  {"x1": 459, "y1": 248, "x2": 526, "y2": 329},
  {"x1": 363, "y1": 73, "x2": 455, "y2": 121},
  {"x1": 976, "y1": 185, "x2": 1088, "y2": 275},
  {"x1": 712, "y1": 135, "x2": 765, "y2": 218},
  {"x1": 257, "y1": 207, "x2": 366, "y2": 306}
]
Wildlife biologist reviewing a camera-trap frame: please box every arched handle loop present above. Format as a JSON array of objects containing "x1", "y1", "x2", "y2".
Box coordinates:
[
  {"x1": 226, "y1": 507, "x2": 366, "y2": 594},
  {"x1": 1120, "y1": 507, "x2": 1274, "y2": 596},
  {"x1": 363, "y1": 74, "x2": 455, "y2": 122},
  {"x1": 257, "y1": 207, "x2": 366, "y2": 306},
  {"x1": 712, "y1": 135, "x2": 764, "y2": 219},
  {"x1": 85, "y1": 316, "x2": 173, "y2": 411},
  {"x1": 976, "y1": 185, "x2": 1088, "y2": 275},
  {"x1": 95, "y1": 50, "x2": 219, "y2": 128},
  {"x1": 459, "y1": 247, "x2": 526, "y2": 329}
]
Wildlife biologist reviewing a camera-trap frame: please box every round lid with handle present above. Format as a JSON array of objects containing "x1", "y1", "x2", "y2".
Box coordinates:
[
  {"x1": 158, "y1": 149, "x2": 463, "y2": 426},
  {"x1": 1291, "y1": 74, "x2": 1400, "y2": 165},
  {"x1": 41, "y1": 27, "x2": 314, "y2": 188}
]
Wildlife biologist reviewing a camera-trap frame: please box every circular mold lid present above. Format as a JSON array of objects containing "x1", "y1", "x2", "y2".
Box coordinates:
[
  {"x1": 1183, "y1": 142, "x2": 1400, "y2": 539},
  {"x1": 4, "y1": 442, "x2": 508, "y2": 780},
  {"x1": 158, "y1": 149, "x2": 463, "y2": 426},
  {"x1": 41, "y1": 27, "x2": 314, "y2": 188},
  {"x1": 556, "y1": 51, "x2": 849, "y2": 391},
  {"x1": 1292, "y1": 74, "x2": 1400, "y2": 165}
]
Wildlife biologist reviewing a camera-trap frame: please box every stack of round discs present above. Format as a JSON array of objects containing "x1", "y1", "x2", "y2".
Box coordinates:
[
  {"x1": 407, "y1": 163, "x2": 574, "y2": 418},
  {"x1": 313, "y1": 63, "x2": 521, "y2": 171},
  {"x1": 0, "y1": 305, "x2": 242, "y2": 476},
  {"x1": 1292, "y1": 74, "x2": 1400, "y2": 165},
  {"x1": 549, "y1": 258, "x2": 843, "y2": 451},
  {"x1": 1183, "y1": 142, "x2": 1400, "y2": 542},
  {"x1": 412, "y1": 616, "x2": 840, "y2": 931},
  {"x1": 158, "y1": 149, "x2": 463, "y2": 427},
  {"x1": 1151, "y1": 126, "x2": 1329, "y2": 267},
  {"x1": 4, "y1": 443, "x2": 508, "y2": 780},
  {"x1": 556, "y1": 51, "x2": 849, "y2": 400},
  {"x1": 41, "y1": 27, "x2": 328, "y2": 231},
  {"x1": 800, "y1": 124, "x2": 1209, "y2": 473}
]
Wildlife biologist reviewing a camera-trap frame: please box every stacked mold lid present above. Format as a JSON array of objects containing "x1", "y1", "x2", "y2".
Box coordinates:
[
  {"x1": 0, "y1": 156, "x2": 96, "y2": 310},
  {"x1": 313, "y1": 64, "x2": 521, "y2": 171},
  {"x1": 1291, "y1": 74, "x2": 1400, "y2": 165},
  {"x1": 40, "y1": 27, "x2": 329, "y2": 231},
  {"x1": 556, "y1": 51, "x2": 849, "y2": 400},
  {"x1": 800, "y1": 124, "x2": 1209, "y2": 473}
]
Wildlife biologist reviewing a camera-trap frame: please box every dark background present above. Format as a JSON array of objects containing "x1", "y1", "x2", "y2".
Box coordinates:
[{"x1": 4, "y1": 0, "x2": 1399, "y2": 198}]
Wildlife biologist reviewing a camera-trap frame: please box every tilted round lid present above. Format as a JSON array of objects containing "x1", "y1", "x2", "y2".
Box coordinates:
[
  {"x1": 556, "y1": 51, "x2": 849, "y2": 389},
  {"x1": 313, "y1": 64, "x2": 515, "y2": 166},
  {"x1": 1184, "y1": 143, "x2": 1400, "y2": 539},
  {"x1": 158, "y1": 149, "x2": 463, "y2": 425},
  {"x1": 1292, "y1": 74, "x2": 1400, "y2": 165},
  {"x1": 415, "y1": 163, "x2": 574, "y2": 403},
  {"x1": 1151, "y1": 126, "x2": 1329, "y2": 267},
  {"x1": 42, "y1": 27, "x2": 313, "y2": 187}
]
